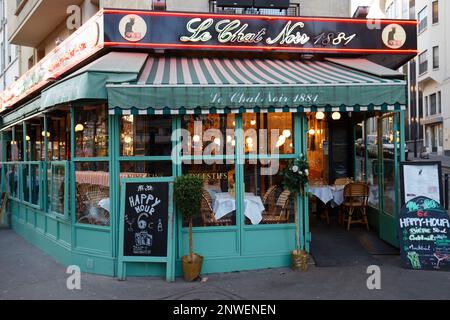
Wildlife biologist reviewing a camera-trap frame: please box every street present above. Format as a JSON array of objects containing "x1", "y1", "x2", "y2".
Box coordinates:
[{"x1": 1, "y1": 229, "x2": 449, "y2": 300}]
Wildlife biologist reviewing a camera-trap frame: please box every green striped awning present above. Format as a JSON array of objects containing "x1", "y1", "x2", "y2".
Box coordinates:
[{"x1": 107, "y1": 57, "x2": 407, "y2": 115}]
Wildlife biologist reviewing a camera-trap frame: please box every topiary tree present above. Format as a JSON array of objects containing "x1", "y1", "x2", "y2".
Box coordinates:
[{"x1": 174, "y1": 175, "x2": 204, "y2": 261}]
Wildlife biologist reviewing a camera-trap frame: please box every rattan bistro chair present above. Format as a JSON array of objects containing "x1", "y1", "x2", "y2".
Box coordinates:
[
  {"x1": 261, "y1": 190, "x2": 291, "y2": 224},
  {"x1": 342, "y1": 182, "x2": 370, "y2": 231},
  {"x1": 201, "y1": 191, "x2": 232, "y2": 227},
  {"x1": 334, "y1": 177, "x2": 353, "y2": 186}
]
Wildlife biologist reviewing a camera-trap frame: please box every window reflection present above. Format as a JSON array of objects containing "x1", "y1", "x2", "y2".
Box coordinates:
[
  {"x1": 182, "y1": 163, "x2": 236, "y2": 228},
  {"x1": 75, "y1": 162, "x2": 110, "y2": 226},
  {"x1": 75, "y1": 105, "x2": 108, "y2": 158},
  {"x1": 47, "y1": 108, "x2": 70, "y2": 161},
  {"x1": 244, "y1": 161, "x2": 295, "y2": 225},
  {"x1": 120, "y1": 115, "x2": 172, "y2": 156}
]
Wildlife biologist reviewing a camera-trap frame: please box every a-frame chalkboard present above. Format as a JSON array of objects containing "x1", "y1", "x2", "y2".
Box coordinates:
[{"x1": 118, "y1": 178, "x2": 175, "y2": 282}]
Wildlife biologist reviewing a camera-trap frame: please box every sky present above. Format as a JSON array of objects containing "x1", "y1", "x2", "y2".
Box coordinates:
[{"x1": 351, "y1": 0, "x2": 374, "y2": 15}]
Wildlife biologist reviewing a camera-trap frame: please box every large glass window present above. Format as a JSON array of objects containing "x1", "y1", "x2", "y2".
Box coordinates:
[
  {"x1": 47, "y1": 163, "x2": 67, "y2": 215},
  {"x1": 120, "y1": 161, "x2": 173, "y2": 179},
  {"x1": 75, "y1": 105, "x2": 108, "y2": 158},
  {"x1": 47, "y1": 109, "x2": 70, "y2": 161},
  {"x1": 12, "y1": 124, "x2": 23, "y2": 162},
  {"x1": 244, "y1": 160, "x2": 295, "y2": 225},
  {"x1": 5, "y1": 163, "x2": 19, "y2": 199},
  {"x1": 26, "y1": 117, "x2": 44, "y2": 161},
  {"x1": 367, "y1": 117, "x2": 379, "y2": 209},
  {"x1": 355, "y1": 121, "x2": 366, "y2": 182},
  {"x1": 120, "y1": 115, "x2": 172, "y2": 157},
  {"x1": 242, "y1": 113, "x2": 294, "y2": 155},
  {"x1": 75, "y1": 162, "x2": 110, "y2": 226},
  {"x1": 182, "y1": 163, "x2": 236, "y2": 228}
]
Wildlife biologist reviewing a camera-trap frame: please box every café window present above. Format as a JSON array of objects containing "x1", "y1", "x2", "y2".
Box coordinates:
[
  {"x1": 120, "y1": 161, "x2": 173, "y2": 180},
  {"x1": 244, "y1": 160, "x2": 295, "y2": 225},
  {"x1": 47, "y1": 162, "x2": 68, "y2": 216},
  {"x1": 242, "y1": 113, "x2": 294, "y2": 155},
  {"x1": 26, "y1": 117, "x2": 45, "y2": 161},
  {"x1": 419, "y1": 51, "x2": 428, "y2": 75},
  {"x1": 75, "y1": 162, "x2": 110, "y2": 226},
  {"x1": 120, "y1": 115, "x2": 172, "y2": 157},
  {"x1": 181, "y1": 114, "x2": 236, "y2": 157},
  {"x1": 432, "y1": 1, "x2": 439, "y2": 24},
  {"x1": 12, "y1": 124, "x2": 23, "y2": 162},
  {"x1": 418, "y1": 6, "x2": 427, "y2": 33},
  {"x1": 433, "y1": 46, "x2": 439, "y2": 69},
  {"x1": 46, "y1": 108, "x2": 71, "y2": 161},
  {"x1": 182, "y1": 163, "x2": 237, "y2": 228},
  {"x1": 75, "y1": 104, "x2": 109, "y2": 158}
]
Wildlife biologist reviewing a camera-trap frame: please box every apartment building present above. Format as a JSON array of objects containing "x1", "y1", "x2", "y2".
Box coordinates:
[
  {"x1": 415, "y1": 0, "x2": 449, "y2": 156},
  {"x1": 8, "y1": 0, "x2": 350, "y2": 77},
  {"x1": 0, "y1": 0, "x2": 19, "y2": 92}
]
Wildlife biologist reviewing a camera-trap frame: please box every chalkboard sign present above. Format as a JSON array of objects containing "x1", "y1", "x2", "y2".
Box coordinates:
[
  {"x1": 118, "y1": 178, "x2": 175, "y2": 281},
  {"x1": 399, "y1": 196, "x2": 450, "y2": 271},
  {"x1": 123, "y1": 181, "x2": 169, "y2": 257}
]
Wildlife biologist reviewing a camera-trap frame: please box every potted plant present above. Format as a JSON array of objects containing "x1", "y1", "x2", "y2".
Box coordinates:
[
  {"x1": 174, "y1": 175, "x2": 204, "y2": 281},
  {"x1": 280, "y1": 154, "x2": 309, "y2": 271}
]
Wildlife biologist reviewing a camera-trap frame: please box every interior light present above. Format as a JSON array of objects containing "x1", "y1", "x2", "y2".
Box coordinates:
[
  {"x1": 26, "y1": 136, "x2": 31, "y2": 141},
  {"x1": 214, "y1": 137, "x2": 221, "y2": 146},
  {"x1": 332, "y1": 112, "x2": 341, "y2": 120},
  {"x1": 250, "y1": 120, "x2": 257, "y2": 126},
  {"x1": 309, "y1": 129, "x2": 316, "y2": 136},
  {"x1": 41, "y1": 131, "x2": 50, "y2": 138},
  {"x1": 74, "y1": 124, "x2": 84, "y2": 132},
  {"x1": 193, "y1": 135, "x2": 201, "y2": 143},
  {"x1": 282, "y1": 129, "x2": 291, "y2": 138},
  {"x1": 226, "y1": 135, "x2": 233, "y2": 143},
  {"x1": 276, "y1": 135, "x2": 287, "y2": 148},
  {"x1": 231, "y1": 140, "x2": 236, "y2": 147},
  {"x1": 246, "y1": 137, "x2": 253, "y2": 145},
  {"x1": 316, "y1": 112, "x2": 325, "y2": 120},
  {"x1": 124, "y1": 135, "x2": 132, "y2": 144}
]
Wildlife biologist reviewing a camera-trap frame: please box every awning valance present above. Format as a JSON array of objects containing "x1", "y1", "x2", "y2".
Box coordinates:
[{"x1": 107, "y1": 57, "x2": 406, "y2": 115}]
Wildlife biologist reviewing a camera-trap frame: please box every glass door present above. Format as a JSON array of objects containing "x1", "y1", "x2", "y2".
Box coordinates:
[{"x1": 378, "y1": 113, "x2": 401, "y2": 247}]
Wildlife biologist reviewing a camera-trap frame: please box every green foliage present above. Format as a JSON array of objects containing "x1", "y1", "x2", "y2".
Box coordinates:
[
  {"x1": 174, "y1": 175, "x2": 204, "y2": 219},
  {"x1": 280, "y1": 155, "x2": 309, "y2": 195}
]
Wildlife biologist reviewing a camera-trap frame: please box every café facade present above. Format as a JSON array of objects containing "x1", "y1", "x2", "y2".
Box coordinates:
[{"x1": 0, "y1": 9, "x2": 417, "y2": 280}]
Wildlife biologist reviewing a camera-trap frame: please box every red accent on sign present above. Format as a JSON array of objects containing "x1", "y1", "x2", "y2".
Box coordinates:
[
  {"x1": 102, "y1": 9, "x2": 418, "y2": 25},
  {"x1": 104, "y1": 41, "x2": 419, "y2": 55}
]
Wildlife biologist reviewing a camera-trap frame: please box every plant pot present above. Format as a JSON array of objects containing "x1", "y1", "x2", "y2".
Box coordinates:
[
  {"x1": 182, "y1": 254, "x2": 204, "y2": 281},
  {"x1": 291, "y1": 250, "x2": 309, "y2": 272}
]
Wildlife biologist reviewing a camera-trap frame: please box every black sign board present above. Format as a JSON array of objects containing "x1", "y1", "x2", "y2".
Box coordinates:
[
  {"x1": 118, "y1": 178, "x2": 175, "y2": 281},
  {"x1": 103, "y1": 10, "x2": 418, "y2": 68},
  {"x1": 399, "y1": 196, "x2": 450, "y2": 271}
]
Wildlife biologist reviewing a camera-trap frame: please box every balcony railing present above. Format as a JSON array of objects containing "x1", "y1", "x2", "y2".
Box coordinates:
[{"x1": 209, "y1": 1, "x2": 300, "y2": 16}]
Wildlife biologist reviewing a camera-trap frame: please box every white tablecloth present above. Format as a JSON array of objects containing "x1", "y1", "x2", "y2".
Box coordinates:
[
  {"x1": 309, "y1": 185, "x2": 345, "y2": 207},
  {"x1": 213, "y1": 193, "x2": 264, "y2": 225}
]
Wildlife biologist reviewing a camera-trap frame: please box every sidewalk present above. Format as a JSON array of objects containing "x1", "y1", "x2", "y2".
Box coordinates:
[{"x1": 1, "y1": 229, "x2": 450, "y2": 300}]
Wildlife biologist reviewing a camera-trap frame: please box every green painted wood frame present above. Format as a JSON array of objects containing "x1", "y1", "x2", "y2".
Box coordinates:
[{"x1": 117, "y1": 177, "x2": 175, "y2": 282}]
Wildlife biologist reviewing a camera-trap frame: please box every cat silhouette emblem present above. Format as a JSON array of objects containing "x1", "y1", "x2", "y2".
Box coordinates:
[
  {"x1": 388, "y1": 27, "x2": 397, "y2": 45},
  {"x1": 125, "y1": 18, "x2": 135, "y2": 37}
]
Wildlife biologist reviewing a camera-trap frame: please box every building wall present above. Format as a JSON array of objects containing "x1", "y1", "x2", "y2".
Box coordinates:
[
  {"x1": 416, "y1": 0, "x2": 450, "y2": 155},
  {"x1": 0, "y1": 0, "x2": 19, "y2": 91}
]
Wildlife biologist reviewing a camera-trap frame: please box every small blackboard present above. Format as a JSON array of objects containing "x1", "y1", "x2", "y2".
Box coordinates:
[
  {"x1": 399, "y1": 196, "x2": 450, "y2": 271},
  {"x1": 118, "y1": 178, "x2": 175, "y2": 281}
]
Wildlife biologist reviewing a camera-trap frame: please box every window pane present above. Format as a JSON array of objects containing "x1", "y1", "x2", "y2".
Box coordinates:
[
  {"x1": 47, "y1": 109, "x2": 70, "y2": 161},
  {"x1": 355, "y1": 121, "x2": 366, "y2": 182},
  {"x1": 367, "y1": 118, "x2": 379, "y2": 209},
  {"x1": 181, "y1": 114, "x2": 235, "y2": 157},
  {"x1": 12, "y1": 125, "x2": 23, "y2": 162},
  {"x1": 430, "y1": 94, "x2": 437, "y2": 115},
  {"x1": 75, "y1": 162, "x2": 110, "y2": 226},
  {"x1": 120, "y1": 115, "x2": 172, "y2": 157},
  {"x1": 242, "y1": 113, "x2": 294, "y2": 155},
  {"x1": 418, "y1": 7, "x2": 427, "y2": 32},
  {"x1": 182, "y1": 163, "x2": 236, "y2": 228},
  {"x1": 432, "y1": 1, "x2": 439, "y2": 23},
  {"x1": 244, "y1": 160, "x2": 295, "y2": 225},
  {"x1": 47, "y1": 163, "x2": 66, "y2": 214},
  {"x1": 120, "y1": 161, "x2": 173, "y2": 180},
  {"x1": 26, "y1": 117, "x2": 44, "y2": 161},
  {"x1": 75, "y1": 105, "x2": 109, "y2": 158},
  {"x1": 5, "y1": 164, "x2": 19, "y2": 198},
  {"x1": 30, "y1": 164, "x2": 40, "y2": 206},
  {"x1": 433, "y1": 46, "x2": 439, "y2": 69}
]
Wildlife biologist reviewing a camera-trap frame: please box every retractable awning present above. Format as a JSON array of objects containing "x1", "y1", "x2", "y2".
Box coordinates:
[{"x1": 107, "y1": 57, "x2": 406, "y2": 115}]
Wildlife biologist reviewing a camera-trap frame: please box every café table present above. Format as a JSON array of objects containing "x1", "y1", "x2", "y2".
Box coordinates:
[
  {"x1": 308, "y1": 184, "x2": 345, "y2": 207},
  {"x1": 213, "y1": 192, "x2": 265, "y2": 225}
]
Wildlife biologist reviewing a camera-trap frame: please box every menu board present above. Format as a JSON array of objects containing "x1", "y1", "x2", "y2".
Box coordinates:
[
  {"x1": 399, "y1": 196, "x2": 450, "y2": 271},
  {"x1": 400, "y1": 162, "x2": 443, "y2": 205},
  {"x1": 122, "y1": 182, "x2": 169, "y2": 257}
]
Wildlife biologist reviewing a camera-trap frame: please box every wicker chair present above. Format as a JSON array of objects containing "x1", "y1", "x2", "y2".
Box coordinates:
[
  {"x1": 201, "y1": 191, "x2": 232, "y2": 227},
  {"x1": 342, "y1": 182, "x2": 370, "y2": 231},
  {"x1": 77, "y1": 183, "x2": 110, "y2": 226},
  {"x1": 335, "y1": 177, "x2": 354, "y2": 186},
  {"x1": 261, "y1": 190, "x2": 291, "y2": 224}
]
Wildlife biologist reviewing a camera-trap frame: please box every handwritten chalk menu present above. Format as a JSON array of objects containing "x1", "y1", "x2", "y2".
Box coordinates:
[
  {"x1": 400, "y1": 162, "x2": 443, "y2": 205},
  {"x1": 123, "y1": 182, "x2": 169, "y2": 257},
  {"x1": 399, "y1": 196, "x2": 450, "y2": 271}
]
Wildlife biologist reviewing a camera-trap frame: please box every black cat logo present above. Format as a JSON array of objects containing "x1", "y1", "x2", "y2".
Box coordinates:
[
  {"x1": 120, "y1": 15, "x2": 147, "y2": 42},
  {"x1": 383, "y1": 24, "x2": 406, "y2": 49},
  {"x1": 125, "y1": 18, "x2": 135, "y2": 37},
  {"x1": 388, "y1": 27, "x2": 397, "y2": 45}
]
